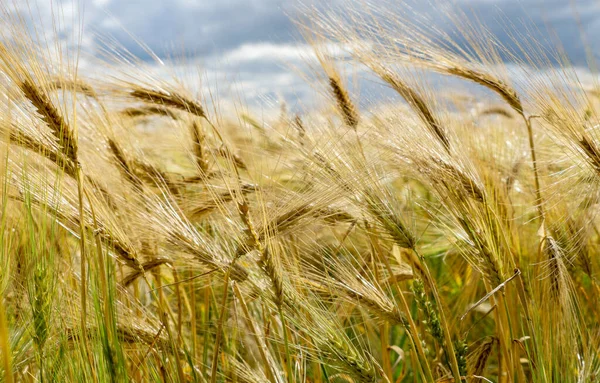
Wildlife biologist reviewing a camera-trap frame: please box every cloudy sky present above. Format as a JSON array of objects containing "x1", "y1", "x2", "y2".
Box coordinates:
[{"x1": 16, "y1": 0, "x2": 600, "y2": 110}]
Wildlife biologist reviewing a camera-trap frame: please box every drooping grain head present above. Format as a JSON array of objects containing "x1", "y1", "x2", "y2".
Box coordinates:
[{"x1": 328, "y1": 75, "x2": 359, "y2": 130}]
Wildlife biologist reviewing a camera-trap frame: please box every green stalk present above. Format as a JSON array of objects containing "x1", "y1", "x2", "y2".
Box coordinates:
[
  {"x1": 84, "y1": 189, "x2": 111, "y2": 342},
  {"x1": 523, "y1": 116, "x2": 545, "y2": 223},
  {"x1": 202, "y1": 279, "x2": 211, "y2": 378},
  {"x1": 189, "y1": 271, "x2": 198, "y2": 364},
  {"x1": 0, "y1": 296, "x2": 13, "y2": 383},
  {"x1": 410, "y1": 249, "x2": 462, "y2": 383},
  {"x1": 367, "y1": 227, "x2": 434, "y2": 382},
  {"x1": 74, "y1": 165, "x2": 93, "y2": 374},
  {"x1": 153, "y1": 270, "x2": 185, "y2": 383},
  {"x1": 233, "y1": 283, "x2": 277, "y2": 383},
  {"x1": 210, "y1": 267, "x2": 231, "y2": 383},
  {"x1": 85, "y1": 188, "x2": 121, "y2": 382},
  {"x1": 396, "y1": 290, "x2": 435, "y2": 383},
  {"x1": 279, "y1": 305, "x2": 293, "y2": 383}
]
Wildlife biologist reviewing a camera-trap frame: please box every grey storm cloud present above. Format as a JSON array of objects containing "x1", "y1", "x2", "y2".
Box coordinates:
[
  {"x1": 451, "y1": 0, "x2": 600, "y2": 66},
  {"x1": 10, "y1": 0, "x2": 600, "y2": 108},
  {"x1": 77, "y1": 0, "x2": 599, "y2": 65},
  {"x1": 92, "y1": 0, "x2": 299, "y2": 59},
  {"x1": 19, "y1": 0, "x2": 600, "y2": 65}
]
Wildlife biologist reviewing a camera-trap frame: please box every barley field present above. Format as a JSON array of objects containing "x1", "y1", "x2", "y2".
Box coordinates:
[{"x1": 0, "y1": 1, "x2": 599, "y2": 382}]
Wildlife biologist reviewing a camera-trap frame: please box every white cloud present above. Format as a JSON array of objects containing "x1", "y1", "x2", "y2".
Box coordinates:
[{"x1": 221, "y1": 43, "x2": 313, "y2": 64}]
